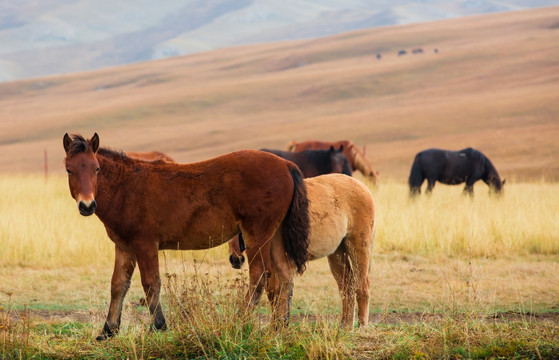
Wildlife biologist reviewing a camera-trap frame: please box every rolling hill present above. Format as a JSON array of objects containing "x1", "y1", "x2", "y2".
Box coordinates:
[
  {"x1": 1, "y1": 0, "x2": 557, "y2": 81},
  {"x1": 0, "y1": 6, "x2": 558, "y2": 182}
]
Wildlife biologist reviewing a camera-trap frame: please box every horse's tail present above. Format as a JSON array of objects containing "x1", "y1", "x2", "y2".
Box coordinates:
[
  {"x1": 408, "y1": 153, "x2": 424, "y2": 195},
  {"x1": 282, "y1": 164, "x2": 310, "y2": 274}
]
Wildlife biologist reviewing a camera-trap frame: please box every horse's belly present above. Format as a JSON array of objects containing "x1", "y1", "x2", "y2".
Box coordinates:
[
  {"x1": 306, "y1": 215, "x2": 347, "y2": 260},
  {"x1": 160, "y1": 224, "x2": 239, "y2": 251}
]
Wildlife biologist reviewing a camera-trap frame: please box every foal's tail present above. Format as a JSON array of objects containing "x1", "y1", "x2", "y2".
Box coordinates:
[
  {"x1": 283, "y1": 165, "x2": 310, "y2": 274},
  {"x1": 408, "y1": 154, "x2": 424, "y2": 196}
]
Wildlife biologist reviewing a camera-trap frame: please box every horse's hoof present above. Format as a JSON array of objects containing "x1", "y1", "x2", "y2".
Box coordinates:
[
  {"x1": 151, "y1": 320, "x2": 167, "y2": 332},
  {"x1": 95, "y1": 332, "x2": 114, "y2": 341}
]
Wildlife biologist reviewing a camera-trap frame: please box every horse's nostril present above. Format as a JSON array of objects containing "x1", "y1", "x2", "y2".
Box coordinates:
[{"x1": 78, "y1": 200, "x2": 97, "y2": 216}]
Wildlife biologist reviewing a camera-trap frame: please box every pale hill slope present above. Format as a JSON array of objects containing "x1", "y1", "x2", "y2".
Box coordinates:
[{"x1": 0, "y1": 6, "x2": 558, "y2": 181}]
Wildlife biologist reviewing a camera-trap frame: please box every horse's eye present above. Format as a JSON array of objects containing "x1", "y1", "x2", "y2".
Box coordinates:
[
  {"x1": 95, "y1": 167, "x2": 100, "y2": 174},
  {"x1": 66, "y1": 169, "x2": 72, "y2": 175}
]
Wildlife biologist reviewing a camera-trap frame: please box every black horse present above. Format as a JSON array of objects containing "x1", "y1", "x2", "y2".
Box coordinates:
[
  {"x1": 261, "y1": 146, "x2": 352, "y2": 178},
  {"x1": 408, "y1": 147, "x2": 505, "y2": 196}
]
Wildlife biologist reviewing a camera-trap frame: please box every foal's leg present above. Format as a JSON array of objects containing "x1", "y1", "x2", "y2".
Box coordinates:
[
  {"x1": 345, "y1": 236, "x2": 372, "y2": 327},
  {"x1": 327, "y1": 247, "x2": 355, "y2": 328},
  {"x1": 135, "y1": 242, "x2": 167, "y2": 332},
  {"x1": 97, "y1": 245, "x2": 136, "y2": 341}
]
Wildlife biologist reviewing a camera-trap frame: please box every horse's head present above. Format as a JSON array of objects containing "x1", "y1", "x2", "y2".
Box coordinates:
[
  {"x1": 63, "y1": 133, "x2": 100, "y2": 216},
  {"x1": 329, "y1": 145, "x2": 352, "y2": 176},
  {"x1": 490, "y1": 178, "x2": 506, "y2": 195},
  {"x1": 228, "y1": 235, "x2": 245, "y2": 269},
  {"x1": 229, "y1": 253, "x2": 245, "y2": 269}
]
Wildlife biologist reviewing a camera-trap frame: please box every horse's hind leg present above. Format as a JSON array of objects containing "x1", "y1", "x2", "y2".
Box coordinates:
[
  {"x1": 97, "y1": 244, "x2": 136, "y2": 341},
  {"x1": 243, "y1": 234, "x2": 273, "y2": 306},
  {"x1": 269, "y1": 229, "x2": 295, "y2": 327},
  {"x1": 345, "y1": 234, "x2": 373, "y2": 327},
  {"x1": 327, "y1": 246, "x2": 356, "y2": 328},
  {"x1": 426, "y1": 179, "x2": 436, "y2": 194}
]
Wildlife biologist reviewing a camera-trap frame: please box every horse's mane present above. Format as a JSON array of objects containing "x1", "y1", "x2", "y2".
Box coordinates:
[
  {"x1": 67, "y1": 134, "x2": 129, "y2": 161},
  {"x1": 98, "y1": 147, "x2": 129, "y2": 161},
  {"x1": 464, "y1": 148, "x2": 501, "y2": 182}
]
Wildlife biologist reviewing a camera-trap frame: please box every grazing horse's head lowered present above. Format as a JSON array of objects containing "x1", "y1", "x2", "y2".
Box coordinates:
[{"x1": 63, "y1": 133, "x2": 100, "y2": 216}]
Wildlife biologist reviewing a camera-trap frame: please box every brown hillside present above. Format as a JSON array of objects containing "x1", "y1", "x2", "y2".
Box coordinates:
[{"x1": 1, "y1": 6, "x2": 558, "y2": 181}]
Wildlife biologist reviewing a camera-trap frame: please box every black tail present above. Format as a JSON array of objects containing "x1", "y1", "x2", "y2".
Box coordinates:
[
  {"x1": 282, "y1": 165, "x2": 310, "y2": 274},
  {"x1": 408, "y1": 154, "x2": 424, "y2": 196}
]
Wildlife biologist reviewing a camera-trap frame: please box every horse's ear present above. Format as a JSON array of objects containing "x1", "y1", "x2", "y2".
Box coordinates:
[
  {"x1": 90, "y1": 133, "x2": 100, "y2": 153},
  {"x1": 339, "y1": 145, "x2": 344, "y2": 152},
  {"x1": 329, "y1": 145, "x2": 335, "y2": 152},
  {"x1": 63, "y1": 133, "x2": 72, "y2": 153}
]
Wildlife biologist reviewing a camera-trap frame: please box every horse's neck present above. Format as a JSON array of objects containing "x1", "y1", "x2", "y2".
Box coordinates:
[
  {"x1": 352, "y1": 148, "x2": 372, "y2": 174},
  {"x1": 94, "y1": 155, "x2": 130, "y2": 218}
]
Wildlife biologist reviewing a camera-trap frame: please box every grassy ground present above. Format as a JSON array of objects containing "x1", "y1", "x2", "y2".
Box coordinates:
[{"x1": 1, "y1": 175, "x2": 558, "y2": 358}]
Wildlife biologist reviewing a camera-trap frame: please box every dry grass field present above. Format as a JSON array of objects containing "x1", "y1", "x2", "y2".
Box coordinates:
[
  {"x1": 1, "y1": 176, "x2": 558, "y2": 358},
  {"x1": 1, "y1": 5, "x2": 559, "y2": 359}
]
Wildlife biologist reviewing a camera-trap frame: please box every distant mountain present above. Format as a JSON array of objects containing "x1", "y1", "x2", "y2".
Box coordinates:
[{"x1": 0, "y1": 0, "x2": 557, "y2": 82}]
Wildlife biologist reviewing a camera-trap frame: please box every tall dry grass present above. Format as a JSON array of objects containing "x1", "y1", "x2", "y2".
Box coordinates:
[
  {"x1": 1, "y1": 175, "x2": 558, "y2": 267},
  {"x1": 373, "y1": 179, "x2": 559, "y2": 257}
]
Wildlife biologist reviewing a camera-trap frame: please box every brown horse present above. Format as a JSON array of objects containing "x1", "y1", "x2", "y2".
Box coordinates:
[
  {"x1": 228, "y1": 146, "x2": 352, "y2": 269},
  {"x1": 63, "y1": 133, "x2": 310, "y2": 340},
  {"x1": 286, "y1": 140, "x2": 379, "y2": 183},
  {"x1": 126, "y1": 151, "x2": 175, "y2": 163},
  {"x1": 271, "y1": 174, "x2": 375, "y2": 327}
]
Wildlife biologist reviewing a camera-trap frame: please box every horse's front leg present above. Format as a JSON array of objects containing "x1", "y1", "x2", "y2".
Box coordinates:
[
  {"x1": 135, "y1": 241, "x2": 167, "y2": 332},
  {"x1": 463, "y1": 180, "x2": 475, "y2": 196},
  {"x1": 97, "y1": 244, "x2": 136, "y2": 341}
]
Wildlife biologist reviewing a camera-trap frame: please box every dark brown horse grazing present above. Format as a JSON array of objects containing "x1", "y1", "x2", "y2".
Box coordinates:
[
  {"x1": 286, "y1": 140, "x2": 379, "y2": 184},
  {"x1": 63, "y1": 133, "x2": 309, "y2": 340},
  {"x1": 262, "y1": 146, "x2": 352, "y2": 178},
  {"x1": 228, "y1": 146, "x2": 352, "y2": 269},
  {"x1": 408, "y1": 147, "x2": 505, "y2": 196},
  {"x1": 126, "y1": 151, "x2": 175, "y2": 163}
]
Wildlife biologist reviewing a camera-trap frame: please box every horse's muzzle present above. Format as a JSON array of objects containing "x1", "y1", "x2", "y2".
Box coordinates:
[
  {"x1": 229, "y1": 254, "x2": 245, "y2": 269},
  {"x1": 78, "y1": 200, "x2": 97, "y2": 216}
]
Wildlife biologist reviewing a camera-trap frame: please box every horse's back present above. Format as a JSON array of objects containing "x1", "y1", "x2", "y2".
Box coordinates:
[
  {"x1": 141, "y1": 150, "x2": 297, "y2": 250},
  {"x1": 305, "y1": 174, "x2": 374, "y2": 259},
  {"x1": 288, "y1": 140, "x2": 352, "y2": 152}
]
